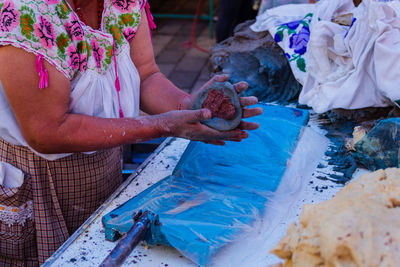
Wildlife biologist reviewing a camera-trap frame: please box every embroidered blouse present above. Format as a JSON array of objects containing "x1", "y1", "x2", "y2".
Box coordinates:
[{"x1": 0, "y1": 0, "x2": 155, "y2": 160}]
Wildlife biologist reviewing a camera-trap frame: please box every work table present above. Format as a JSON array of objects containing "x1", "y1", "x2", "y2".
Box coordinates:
[
  {"x1": 44, "y1": 138, "x2": 195, "y2": 267},
  {"x1": 44, "y1": 130, "x2": 361, "y2": 266}
]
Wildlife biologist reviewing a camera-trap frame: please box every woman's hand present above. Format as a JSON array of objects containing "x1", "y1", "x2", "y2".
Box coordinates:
[
  {"x1": 158, "y1": 109, "x2": 248, "y2": 146},
  {"x1": 190, "y1": 74, "x2": 263, "y2": 133}
]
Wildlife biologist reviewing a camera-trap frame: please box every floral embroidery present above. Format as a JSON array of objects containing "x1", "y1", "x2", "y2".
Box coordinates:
[
  {"x1": 66, "y1": 14, "x2": 84, "y2": 41},
  {"x1": 0, "y1": 1, "x2": 19, "y2": 32},
  {"x1": 289, "y1": 26, "x2": 309, "y2": 55},
  {"x1": 0, "y1": 0, "x2": 149, "y2": 79},
  {"x1": 112, "y1": 0, "x2": 137, "y2": 13},
  {"x1": 123, "y1": 27, "x2": 136, "y2": 41},
  {"x1": 106, "y1": 23, "x2": 124, "y2": 44},
  {"x1": 274, "y1": 13, "x2": 312, "y2": 73},
  {"x1": 19, "y1": 6, "x2": 36, "y2": 40},
  {"x1": 118, "y1": 13, "x2": 135, "y2": 27},
  {"x1": 56, "y1": 32, "x2": 70, "y2": 58},
  {"x1": 104, "y1": 0, "x2": 146, "y2": 43},
  {"x1": 79, "y1": 53, "x2": 87, "y2": 71},
  {"x1": 67, "y1": 44, "x2": 79, "y2": 70},
  {"x1": 34, "y1": 15, "x2": 55, "y2": 49},
  {"x1": 66, "y1": 40, "x2": 90, "y2": 72},
  {"x1": 104, "y1": 44, "x2": 114, "y2": 65},
  {"x1": 91, "y1": 38, "x2": 104, "y2": 69},
  {"x1": 77, "y1": 40, "x2": 91, "y2": 71},
  {"x1": 45, "y1": 0, "x2": 61, "y2": 4},
  {"x1": 55, "y1": 0, "x2": 70, "y2": 19}
]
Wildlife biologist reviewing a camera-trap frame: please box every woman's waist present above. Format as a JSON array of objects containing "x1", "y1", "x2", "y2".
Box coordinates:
[{"x1": 0, "y1": 136, "x2": 122, "y2": 162}]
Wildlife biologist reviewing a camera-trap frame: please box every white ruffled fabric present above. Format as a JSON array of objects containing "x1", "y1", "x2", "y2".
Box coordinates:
[
  {"x1": 0, "y1": 46, "x2": 140, "y2": 160},
  {"x1": 253, "y1": 0, "x2": 400, "y2": 113}
]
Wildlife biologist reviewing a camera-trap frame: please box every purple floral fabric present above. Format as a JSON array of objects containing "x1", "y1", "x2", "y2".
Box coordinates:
[
  {"x1": 284, "y1": 20, "x2": 302, "y2": 30},
  {"x1": 289, "y1": 26, "x2": 309, "y2": 55},
  {"x1": 273, "y1": 13, "x2": 312, "y2": 73},
  {"x1": 0, "y1": 0, "x2": 149, "y2": 79}
]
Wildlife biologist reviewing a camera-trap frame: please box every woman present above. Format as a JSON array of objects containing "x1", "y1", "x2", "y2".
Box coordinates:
[{"x1": 0, "y1": 0, "x2": 262, "y2": 265}]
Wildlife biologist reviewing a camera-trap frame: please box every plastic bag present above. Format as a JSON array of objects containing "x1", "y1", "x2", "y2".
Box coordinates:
[{"x1": 103, "y1": 104, "x2": 311, "y2": 266}]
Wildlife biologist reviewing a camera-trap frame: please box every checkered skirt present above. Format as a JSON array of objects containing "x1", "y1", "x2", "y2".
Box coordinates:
[{"x1": 0, "y1": 138, "x2": 123, "y2": 266}]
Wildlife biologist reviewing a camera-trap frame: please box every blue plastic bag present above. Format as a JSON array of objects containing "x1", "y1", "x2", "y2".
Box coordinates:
[{"x1": 103, "y1": 104, "x2": 309, "y2": 266}]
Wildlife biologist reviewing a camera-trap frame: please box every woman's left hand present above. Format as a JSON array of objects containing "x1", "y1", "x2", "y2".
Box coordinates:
[{"x1": 190, "y1": 74, "x2": 263, "y2": 132}]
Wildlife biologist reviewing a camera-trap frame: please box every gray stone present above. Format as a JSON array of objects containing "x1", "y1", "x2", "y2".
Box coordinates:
[
  {"x1": 210, "y1": 20, "x2": 301, "y2": 103},
  {"x1": 192, "y1": 82, "x2": 242, "y2": 131},
  {"x1": 325, "y1": 107, "x2": 392, "y2": 124},
  {"x1": 353, "y1": 118, "x2": 400, "y2": 171}
]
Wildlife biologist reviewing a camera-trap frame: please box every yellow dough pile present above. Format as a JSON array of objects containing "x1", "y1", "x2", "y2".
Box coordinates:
[{"x1": 271, "y1": 168, "x2": 400, "y2": 267}]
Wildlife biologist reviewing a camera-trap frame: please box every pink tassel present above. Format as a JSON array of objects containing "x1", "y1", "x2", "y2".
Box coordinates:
[
  {"x1": 145, "y1": 2, "x2": 156, "y2": 41},
  {"x1": 35, "y1": 55, "x2": 48, "y2": 90},
  {"x1": 113, "y1": 40, "x2": 124, "y2": 118},
  {"x1": 145, "y1": 2, "x2": 157, "y2": 30}
]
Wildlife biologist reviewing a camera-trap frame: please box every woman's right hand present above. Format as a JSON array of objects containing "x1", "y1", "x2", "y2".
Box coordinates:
[{"x1": 158, "y1": 109, "x2": 248, "y2": 146}]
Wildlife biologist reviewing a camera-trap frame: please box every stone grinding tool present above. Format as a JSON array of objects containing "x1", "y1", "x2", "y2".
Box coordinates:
[{"x1": 192, "y1": 81, "x2": 242, "y2": 131}]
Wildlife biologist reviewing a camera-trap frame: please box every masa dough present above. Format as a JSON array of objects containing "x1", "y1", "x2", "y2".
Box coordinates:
[{"x1": 271, "y1": 168, "x2": 400, "y2": 267}]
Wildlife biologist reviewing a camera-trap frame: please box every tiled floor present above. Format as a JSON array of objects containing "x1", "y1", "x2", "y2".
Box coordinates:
[{"x1": 152, "y1": 18, "x2": 215, "y2": 93}]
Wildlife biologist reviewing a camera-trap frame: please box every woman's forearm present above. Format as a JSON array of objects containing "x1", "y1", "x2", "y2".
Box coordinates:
[
  {"x1": 140, "y1": 72, "x2": 191, "y2": 115},
  {"x1": 28, "y1": 113, "x2": 167, "y2": 154}
]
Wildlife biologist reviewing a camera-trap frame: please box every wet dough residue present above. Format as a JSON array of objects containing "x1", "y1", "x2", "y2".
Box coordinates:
[
  {"x1": 202, "y1": 89, "x2": 235, "y2": 120},
  {"x1": 271, "y1": 168, "x2": 400, "y2": 267}
]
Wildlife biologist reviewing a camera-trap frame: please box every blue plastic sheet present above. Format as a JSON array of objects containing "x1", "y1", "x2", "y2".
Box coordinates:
[{"x1": 103, "y1": 104, "x2": 309, "y2": 266}]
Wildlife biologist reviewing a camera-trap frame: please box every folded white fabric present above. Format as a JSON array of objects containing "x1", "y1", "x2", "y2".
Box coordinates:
[
  {"x1": 253, "y1": 0, "x2": 400, "y2": 113},
  {"x1": 0, "y1": 162, "x2": 24, "y2": 189},
  {"x1": 301, "y1": 0, "x2": 400, "y2": 113}
]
